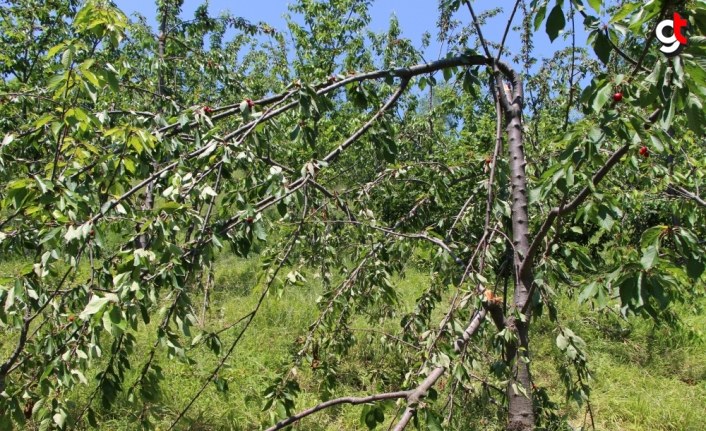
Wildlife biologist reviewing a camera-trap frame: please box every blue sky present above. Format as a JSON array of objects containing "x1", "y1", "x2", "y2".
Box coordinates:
[{"x1": 113, "y1": 0, "x2": 588, "y2": 67}]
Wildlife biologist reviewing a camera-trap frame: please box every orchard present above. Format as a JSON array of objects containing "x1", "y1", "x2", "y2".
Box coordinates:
[{"x1": 1, "y1": 1, "x2": 705, "y2": 430}]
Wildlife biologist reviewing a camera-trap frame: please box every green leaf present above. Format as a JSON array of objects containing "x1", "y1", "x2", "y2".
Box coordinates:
[
  {"x1": 641, "y1": 245, "x2": 659, "y2": 270},
  {"x1": 618, "y1": 274, "x2": 642, "y2": 310},
  {"x1": 556, "y1": 333, "x2": 569, "y2": 350},
  {"x1": 32, "y1": 398, "x2": 46, "y2": 418},
  {"x1": 534, "y1": 1, "x2": 548, "y2": 31},
  {"x1": 361, "y1": 405, "x2": 378, "y2": 430},
  {"x1": 443, "y1": 66, "x2": 453, "y2": 82},
  {"x1": 610, "y1": 2, "x2": 639, "y2": 23},
  {"x1": 87, "y1": 408, "x2": 98, "y2": 427},
  {"x1": 2, "y1": 133, "x2": 15, "y2": 147},
  {"x1": 686, "y1": 258, "x2": 705, "y2": 280},
  {"x1": 240, "y1": 100, "x2": 250, "y2": 114},
  {"x1": 593, "y1": 31, "x2": 611, "y2": 64},
  {"x1": 426, "y1": 411, "x2": 443, "y2": 431},
  {"x1": 99, "y1": 66, "x2": 120, "y2": 92},
  {"x1": 546, "y1": 4, "x2": 566, "y2": 42},
  {"x1": 47, "y1": 41, "x2": 68, "y2": 59},
  {"x1": 597, "y1": 206, "x2": 614, "y2": 230},
  {"x1": 592, "y1": 82, "x2": 612, "y2": 113},
  {"x1": 648, "y1": 134, "x2": 664, "y2": 152},
  {"x1": 587, "y1": 0, "x2": 601, "y2": 13},
  {"x1": 685, "y1": 93, "x2": 706, "y2": 135},
  {"x1": 580, "y1": 285, "x2": 599, "y2": 311},
  {"x1": 462, "y1": 69, "x2": 480, "y2": 96},
  {"x1": 640, "y1": 226, "x2": 665, "y2": 249},
  {"x1": 53, "y1": 409, "x2": 67, "y2": 429},
  {"x1": 645, "y1": 60, "x2": 664, "y2": 86},
  {"x1": 79, "y1": 294, "x2": 118, "y2": 320}
]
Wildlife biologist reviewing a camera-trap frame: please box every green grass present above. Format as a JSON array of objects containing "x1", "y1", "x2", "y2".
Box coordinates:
[
  {"x1": 91, "y1": 258, "x2": 322, "y2": 430},
  {"x1": 61, "y1": 256, "x2": 436, "y2": 430},
  {"x1": 531, "y1": 295, "x2": 706, "y2": 431},
  {"x1": 2, "y1": 251, "x2": 705, "y2": 430}
]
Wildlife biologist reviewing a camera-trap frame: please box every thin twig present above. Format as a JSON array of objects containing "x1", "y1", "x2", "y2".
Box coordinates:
[
  {"x1": 521, "y1": 144, "x2": 630, "y2": 280},
  {"x1": 266, "y1": 391, "x2": 412, "y2": 431},
  {"x1": 496, "y1": 0, "x2": 522, "y2": 62},
  {"x1": 168, "y1": 191, "x2": 311, "y2": 430}
]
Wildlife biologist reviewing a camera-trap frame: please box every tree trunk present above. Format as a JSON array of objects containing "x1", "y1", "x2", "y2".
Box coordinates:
[{"x1": 500, "y1": 70, "x2": 535, "y2": 431}]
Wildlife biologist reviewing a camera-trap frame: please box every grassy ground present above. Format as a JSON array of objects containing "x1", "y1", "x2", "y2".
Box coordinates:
[
  {"x1": 2, "y1": 250, "x2": 705, "y2": 430},
  {"x1": 531, "y1": 296, "x2": 706, "y2": 431}
]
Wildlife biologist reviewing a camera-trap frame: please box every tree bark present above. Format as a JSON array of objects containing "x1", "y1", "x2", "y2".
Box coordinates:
[{"x1": 496, "y1": 63, "x2": 535, "y2": 431}]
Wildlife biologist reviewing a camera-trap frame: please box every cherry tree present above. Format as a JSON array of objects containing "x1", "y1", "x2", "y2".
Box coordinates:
[{"x1": 1, "y1": 0, "x2": 705, "y2": 429}]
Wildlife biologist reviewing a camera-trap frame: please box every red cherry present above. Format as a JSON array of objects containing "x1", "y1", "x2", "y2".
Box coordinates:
[
  {"x1": 246, "y1": 216, "x2": 254, "y2": 223},
  {"x1": 613, "y1": 92, "x2": 623, "y2": 102},
  {"x1": 639, "y1": 146, "x2": 649, "y2": 157},
  {"x1": 485, "y1": 157, "x2": 492, "y2": 165},
  {"x1": 203, "y1": 106, "x2": 214, "y2": 114},
  {"x1": 246, "y1": 99, "x2": 255, "y2": 108}
]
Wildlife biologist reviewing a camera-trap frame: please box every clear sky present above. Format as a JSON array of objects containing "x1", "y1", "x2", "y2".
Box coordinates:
[{"x1": 112, "y1": 0, "x2": 589, "y2": 67}]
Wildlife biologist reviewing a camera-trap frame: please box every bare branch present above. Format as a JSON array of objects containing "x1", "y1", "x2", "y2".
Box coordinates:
[
  {"x1": 484, "y1": 76, "x2": 505, "y2": 246},
  {"x1": 218, "y1": 79, "x2": 410, "y2": 236},
  {"x1": 521, "y1": 144, "x2": 630, "y2": 279},
  {"x1": 322, "y1": 79, "x2": 409, "y2": 165},
  {"x1": 391, "y1": 309, "x2": 487, "y2": 431},
  {"x1": 267, "y1": 391, "x2": 410, "y2": 431},
  {"x1": 574, "y1": 9, "x2": 648, "y2": 72},
  {"x1": 631, "y1": 6, "x2": 668, "y2": 77},
  {"x1": 319, "y1": 220, "x2": 464, "y2": 265},
  {"x1": 168, "y1": 191, "x2": 311, "y2": 430},
  {"x1": 564, "y1": 3, "x2": 577, "y2": 131},
  {"x1": 667, "y1": 185, "x2": 706, "y2": 208},
  {"x1": 465, "y1": 1, "x2": 492, "y2": 58},
  {"x1": 496, "y1": 0, "x2": 522, "y2": 62},
  {"x1": 348, "y1": 327, "x2": 420, "y2": 350}
]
